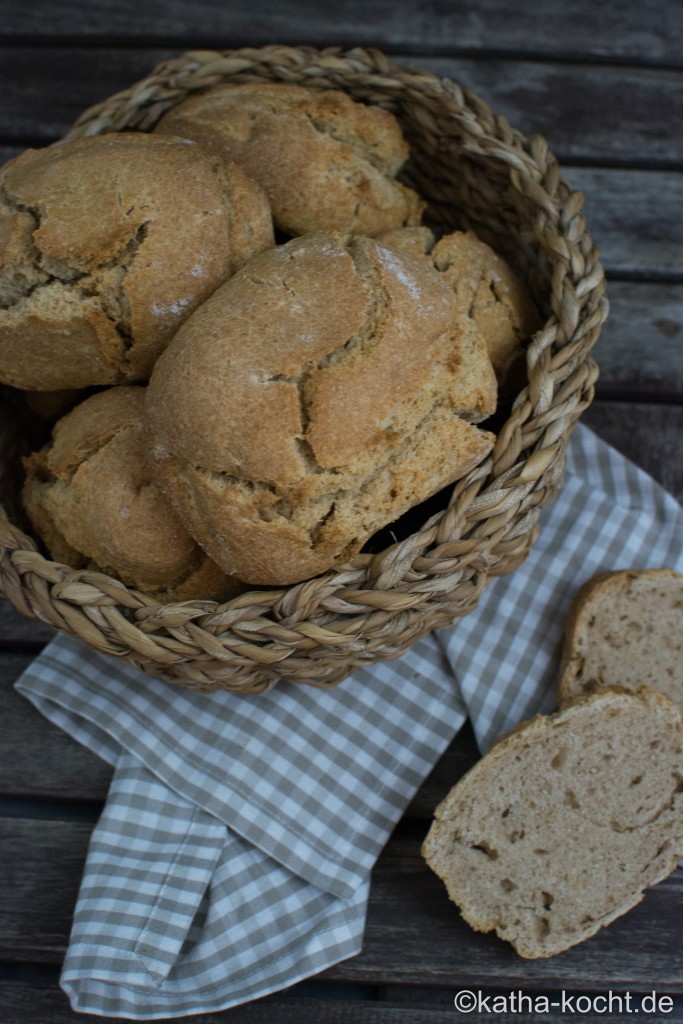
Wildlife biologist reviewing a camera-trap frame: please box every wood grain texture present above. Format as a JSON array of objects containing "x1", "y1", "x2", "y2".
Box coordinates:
[
  {"x1": 1, "y1": 0, "x2": 681, "y2": 66},
  {"x1": 0, "y1": 655, "x2": 112, "y2": 800},
  {"x1": 572, "y1": 170, "x2": 683, "y2": 278},
  {"x1": 2, "y1": 979, "x2": 670, "y2": 1024},
  {"x1": 595, "y1": 282, "x2": 683, "y2": 400},
  {"x1": 0, "y1": 819, "x2": 88, "y2": 962}
]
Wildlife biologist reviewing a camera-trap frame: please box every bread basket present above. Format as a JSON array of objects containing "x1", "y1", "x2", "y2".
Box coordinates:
[{"x1": 0, "y1": 45, "x2": 608, "y2": 692}]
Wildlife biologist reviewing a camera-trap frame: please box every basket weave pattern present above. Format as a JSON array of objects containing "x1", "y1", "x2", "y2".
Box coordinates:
[{"x1": 0, "y1": 46, "x2": 607, "y2": 691}]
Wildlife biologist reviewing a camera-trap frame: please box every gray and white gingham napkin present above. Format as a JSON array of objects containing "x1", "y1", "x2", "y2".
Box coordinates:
[{"x1": 14, "y1": 423, "x2": 683, "y2": 1019}]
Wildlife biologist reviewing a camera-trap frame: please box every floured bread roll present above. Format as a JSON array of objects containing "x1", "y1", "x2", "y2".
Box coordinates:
[
  {"x1": 23, "y1": 387, "x2": 240, "y2": 603},
  {"x1": 155, "y1": 83, "x2": 424, "y2": 238},
  {"x1": 422, "y1": 688, "x2": 683, "y2": 959},
  {"x1": 0, "y1": 133, "x2": 274, "y2": 390},
  {"x1": 145, "y1": 230, "x2": 497, "y2": 586},
  {"x1": 377, "y1": 226, "x2": 541, "y2": 391}
]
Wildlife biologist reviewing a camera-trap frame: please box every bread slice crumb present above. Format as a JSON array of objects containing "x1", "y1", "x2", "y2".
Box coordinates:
[
  {"x1": 422, "y1": 688, "x2": 683, "y2": 959},
  {"x1": 558, "y1": 568, "x2": 683, "y2": 715}
]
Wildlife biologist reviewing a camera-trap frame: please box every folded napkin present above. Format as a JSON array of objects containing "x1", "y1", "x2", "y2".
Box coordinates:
[{"x1": 15, "y1": 424, "x2": 683, "y2": 1019}]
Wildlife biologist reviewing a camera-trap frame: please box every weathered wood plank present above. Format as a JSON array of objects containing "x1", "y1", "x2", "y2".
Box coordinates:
[
  {"x1": 1, "y1": 49, "x2": 682, "y2": 166},
  {"x1": 594, "y1": 282, "x2": 683, "y2": 400},
  {"x1": 0, "y1": 653, "x2": 113, "y2": 800},
  {"x1": 0, "y1": 819, "x2": 88, "y2": 962},
  {"x1": 3, "y1": 977, "x2": 670, "y2": 1024},
  {"x1": 571, "y1": 169, "x2": 683, "y2": 279},
  {"x1": 2, "y1": 817, "x2": 682, "y2": 992},
  {"x1": 0, "y1": 0, "x2": 680, "y2": 66}
]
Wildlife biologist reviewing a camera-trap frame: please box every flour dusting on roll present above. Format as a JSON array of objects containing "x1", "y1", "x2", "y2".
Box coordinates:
[{"x1": 145, "y1": 230, "x2": 497, "y2": 586}]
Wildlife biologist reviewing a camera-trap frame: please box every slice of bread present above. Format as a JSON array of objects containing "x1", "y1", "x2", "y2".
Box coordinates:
[
  {"x1": 558, "y1": 568, "x2": 683, "y2": 714},
  {"x1": 422, "y1": 688, "x2": 683, "y2": 958}
]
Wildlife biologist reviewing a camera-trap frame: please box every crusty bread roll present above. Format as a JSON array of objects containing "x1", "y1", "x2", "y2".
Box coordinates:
[
  {"x1": 0, "y1": 132, "x2": 274, "y2": 391},
  {"x1": 145, "y1": 230, "x2": 497, "y2": 586},
  {"x1": 22, "y1": 386, "x2": 240, "y2": 602},
  {"x1": 422, "y1": 688, "x2": 683, "y2": 959},
  {"x1": 154, "y1": 83, "x2": 424, "y2": 238},
  {"x1": 558, "y1": 568, "x2": 683, "y2": 715},
  {"x1": 377, "y1": 226, "x2": 541, "y2": 391}
]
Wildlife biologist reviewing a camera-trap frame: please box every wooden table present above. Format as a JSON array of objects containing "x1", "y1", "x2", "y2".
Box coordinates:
[{"x1": 2, "y1": 2, "x2": 682, "y2": 1020}]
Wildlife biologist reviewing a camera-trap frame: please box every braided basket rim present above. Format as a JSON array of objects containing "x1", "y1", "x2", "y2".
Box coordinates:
[{"x1": 0, "y1": 44, "x2": 608, "y2": 691}]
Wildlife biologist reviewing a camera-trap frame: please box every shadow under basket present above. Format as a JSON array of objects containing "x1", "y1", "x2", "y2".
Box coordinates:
[{"x1": 0, "y1": 45, "x2": 608, "y2": 692}]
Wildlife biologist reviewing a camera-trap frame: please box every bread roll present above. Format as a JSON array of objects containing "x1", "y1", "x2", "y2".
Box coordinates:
[
  {"x1": 23, "y1": 386, "x2": 239, "y2": 602},
  {"x1": 377, "y1": 227, "x2": 541, "y2": 391},
  {"x1": 0, "y1": 132, "x2": 274, "y2": 390},
  {"x1": 422, "y1": 688, "x2": 683, "y2": 959},
  {"x1": 558, "y1": 568, "x2": 683, "y2": 715},
  {"x1": 155, "y1": 83, "x2": 424, "y2": 238},
  {"x1": 145, "y1": 230, "x2": 497, "y2": 586}
]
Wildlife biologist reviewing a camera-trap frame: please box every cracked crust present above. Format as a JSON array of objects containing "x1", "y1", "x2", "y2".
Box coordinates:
[
  {"x1": 154, "y1": 82, "x2": 425, "y2": 238},
  {"x1": 22, "y1": 386, "x2": 241, "y2": 602},
  {"x1": 145, "y1": 230, "x2": 497, "y2": 586},
  {"x1": 377, "y1": 226, "x2": 541, "y2": 392},
  {"x1": 0, "y1": 132, "x2": 274, "y2": 390},
  {"x1": 558, "y1": 568, "x2": 683, "y2": 715},
  {"x1": 422, "y1": 688, "x2": 683, "y2": 959}
]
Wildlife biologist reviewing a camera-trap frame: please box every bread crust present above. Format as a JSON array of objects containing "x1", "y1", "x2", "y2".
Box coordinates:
[
  {"x1": 0, "y1": 133, "x2": 274, "y2": 390},
  {"x1": 558, "y1": 567, "x2": 683, "y2": 713},
  {"x1": 22, "y1": 386, "x2": 240, "y2": 602},
  {"x1": 422, "y1": 688, "x2": 683, "y2": 959},
  {"x1": 155, "y1": 83, "x2": 425, "y2": 237},
  {"x1": 145, "y1": 230, "x2": 497, "y2": 585},
  {"x1": 377, "y1": 227, "x2": 541, "y2": 392}
]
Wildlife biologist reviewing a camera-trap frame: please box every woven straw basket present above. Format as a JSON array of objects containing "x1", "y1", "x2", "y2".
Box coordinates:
[{"x1": 0, "y1": 45, "x2": 608, "y2": 692}]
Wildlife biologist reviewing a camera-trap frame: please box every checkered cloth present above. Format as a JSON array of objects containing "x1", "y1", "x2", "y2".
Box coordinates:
[{"x1": 14, "y1": 424, "x2": 683, "y2": 1018}]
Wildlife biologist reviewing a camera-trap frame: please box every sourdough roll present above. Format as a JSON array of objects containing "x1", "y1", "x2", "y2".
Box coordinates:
[
  {"x1": 422, "y1": 688, "x2": 683, "y2": 959},
  {"x1": 377, "y1": 226, "x2": 541, "y2": 391},
  {"x1": 559, "y1": 568, "x2": 683, "y2": 715},
  {"x1": 155, "y1": 83, "x2": 425, "y2": 238},
  {"x1": 0, "y1": 132, "x2": 274, "y2": 390},
  {"x1": 145, "y1": 230, "x2": 497, "y2": 586},
  {"x1": 22, "y1": 387, "x2": 239, "y2": 603}
]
